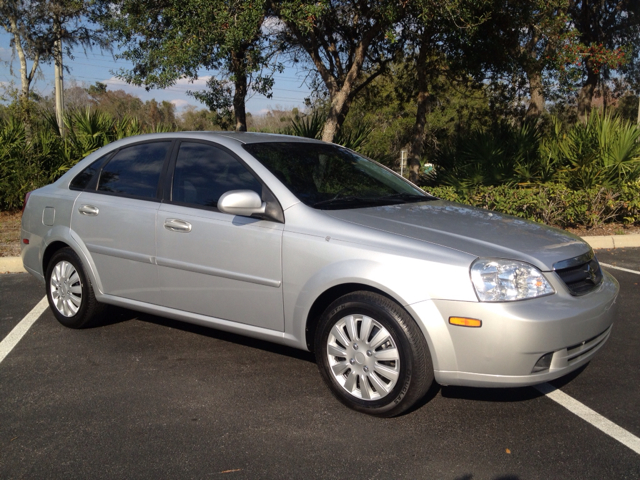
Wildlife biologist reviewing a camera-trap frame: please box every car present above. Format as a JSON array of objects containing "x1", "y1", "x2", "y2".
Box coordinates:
[{"x1": 21, "y1": 132, "x2": 619, "y2": 417}]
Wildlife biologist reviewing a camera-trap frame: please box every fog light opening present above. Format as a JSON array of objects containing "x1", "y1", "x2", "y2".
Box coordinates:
[
  {"x1": 449, "y1": 317, "x2": 482, "y2": 328},
  {"x1": 532, "y1": 352, "x2": 554, "y2": 373}
]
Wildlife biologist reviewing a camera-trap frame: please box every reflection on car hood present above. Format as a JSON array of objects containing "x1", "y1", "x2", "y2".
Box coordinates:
[{"x1": 325, "y1": 200, "x2": 590, "y2": 271}]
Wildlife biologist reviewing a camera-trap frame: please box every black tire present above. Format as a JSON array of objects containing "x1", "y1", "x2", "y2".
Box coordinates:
[
  {"x1": 315, "y1": 291, "x2": 434, "y2": 417},
  {"x1": 45, "y1": 247, "x2": 106, "y2": 329}
]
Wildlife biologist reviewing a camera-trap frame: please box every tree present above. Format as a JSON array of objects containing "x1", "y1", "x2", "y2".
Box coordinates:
[
  {"x1": 102, "y1": 0, "x2": 278, "y2": 131},
  {"x1": 462, "y1": 0, "x2": 574, "y2": 121},
  {"x1": 47, "y1": 0, "x2": 109, "y2": 135},
  {"x1": 0, "y1": 0, "x2": 50, "y2": 119},
  {"x1": 0, "y1": 0, "x2": 108, "y2": 133},
  {"x1": 278, "y1": 0, "x2": 406, "y2": 142},
  {"x1": 566, "y1": 0, "x2": 640, "y2": 121},
  {"x1": 401, "y1": 0, "x2": 490, "y2": 182}
]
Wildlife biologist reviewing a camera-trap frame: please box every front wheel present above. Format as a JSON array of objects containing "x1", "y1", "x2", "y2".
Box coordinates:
[
  {"x1": 315, "y1": 291, "x2": 434, "y2": 417},
  {"x1": 45, "y1": 247, "x2": 105, "y2": 329}
]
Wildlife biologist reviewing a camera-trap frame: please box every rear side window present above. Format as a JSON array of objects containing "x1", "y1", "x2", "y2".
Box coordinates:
[
  {"x1": 97, "y1": 142, "x2": 171, "y2": 199},
  {"x1": 69, "y1": 154, "x2": 110, "y2": 190},
  {"x1": 172, "y1": 142, "x2": 262, "y2": 208}
]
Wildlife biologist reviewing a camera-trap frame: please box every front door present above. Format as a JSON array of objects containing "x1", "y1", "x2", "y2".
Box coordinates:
[{"x1": 155, "y1": 141, "x2": 284, "y2": 331}]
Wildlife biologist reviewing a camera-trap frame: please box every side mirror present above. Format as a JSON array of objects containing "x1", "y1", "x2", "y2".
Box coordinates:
[{"x1": 217, "y1": 190, "x2": 266, "y2": 217}]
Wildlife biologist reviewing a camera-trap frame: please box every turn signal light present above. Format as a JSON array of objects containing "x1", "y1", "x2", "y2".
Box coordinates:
[{"x1": 449, "y1": 317, "x2": 482, "y2": 328}]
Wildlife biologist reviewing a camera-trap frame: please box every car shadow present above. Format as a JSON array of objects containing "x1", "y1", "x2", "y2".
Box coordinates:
[
  {"x1": 96, "y1": 306, "x2": 590, "y2": 407},
  {"x1": 100, "y1": 306, "x2": 317, "y2": 364}
]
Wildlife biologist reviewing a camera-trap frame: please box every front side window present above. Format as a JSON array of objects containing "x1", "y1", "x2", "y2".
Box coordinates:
[
  {"x1": 97, "y1": 142, "x2": 171, "y2": 199},
  {"x1": 171, "y1": 142, "x2": 262, "y2": 208},
  {"x1": 243, "y1": 142, "x2": 431, "y2": 209}
]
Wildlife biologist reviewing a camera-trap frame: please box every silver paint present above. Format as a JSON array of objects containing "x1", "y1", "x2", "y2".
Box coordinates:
[{"x1": 21, "y1": 131, "x2": 620, "y2": 390}]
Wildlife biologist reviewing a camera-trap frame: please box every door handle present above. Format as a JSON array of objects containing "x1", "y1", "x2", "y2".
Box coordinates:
[
  {"x1": 164, "y1": 218, "x2": 192, "y2": 233},
  {"x1": 78, "y1": 205, "x2": 99, "y2": 216}
]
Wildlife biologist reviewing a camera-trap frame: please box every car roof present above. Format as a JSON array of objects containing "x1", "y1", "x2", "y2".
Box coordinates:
[
  {"x1": 127, "y1": 131, "x2": 327, "y2": 145},
  {"x1": 204, "y1": 131, "x2": 325, "y2": 144}
]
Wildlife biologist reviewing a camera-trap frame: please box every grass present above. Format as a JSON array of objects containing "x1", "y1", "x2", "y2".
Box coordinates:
[{"x1": 0, "y1": 211, "x2": 21, "y2": 257}]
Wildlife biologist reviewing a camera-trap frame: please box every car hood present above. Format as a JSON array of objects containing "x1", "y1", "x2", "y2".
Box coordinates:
[{"x1": 325, "y1": 200, "x2": 590, "y2": 271}]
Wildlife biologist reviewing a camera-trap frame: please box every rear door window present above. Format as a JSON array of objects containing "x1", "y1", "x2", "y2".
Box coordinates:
[{"x1": 97, "y1": 142, "x2": 171, "y2": 199}]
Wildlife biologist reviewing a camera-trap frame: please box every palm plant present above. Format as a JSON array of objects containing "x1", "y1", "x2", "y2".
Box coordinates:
[
  {"x1": 548, "y1": 111, "x2": 640, "y2": 189},
  {"x1": 288, "y1": 111, "x2": 325, "y2": 139}
]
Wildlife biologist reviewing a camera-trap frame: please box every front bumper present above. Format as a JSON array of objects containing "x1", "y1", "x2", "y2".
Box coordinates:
[{"x1": 409, "y1": 271, "x2": 619, "y2": 387}]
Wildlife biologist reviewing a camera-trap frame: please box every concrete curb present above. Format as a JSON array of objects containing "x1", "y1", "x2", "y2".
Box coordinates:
[
  {"x1": 581, "y1": 234, "x2": 640, "y2": 250},
  {"x1": 0, "y1": 257, "x2": 26, "y2": 274},
  {"x1": 2, "y1": 234, "x2": 640, "y2": 274}
]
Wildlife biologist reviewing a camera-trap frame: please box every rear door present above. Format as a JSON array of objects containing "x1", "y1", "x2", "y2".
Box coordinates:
[
  {"x1": 155, "y1": 140, "x2": 285, "y2": 331},
  {"x1": 71, "y1": 141, "x2": 173, "y2": 304}
]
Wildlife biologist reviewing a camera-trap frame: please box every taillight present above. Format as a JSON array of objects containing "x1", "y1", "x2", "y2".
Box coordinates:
[{"x1": 22, "y1": 191, "x2": 32, "y2": 216}]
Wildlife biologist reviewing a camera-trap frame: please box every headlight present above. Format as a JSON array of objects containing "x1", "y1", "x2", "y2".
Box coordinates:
[{"x1": 470, "y1": 259, "x2": 554, "y2": 302}]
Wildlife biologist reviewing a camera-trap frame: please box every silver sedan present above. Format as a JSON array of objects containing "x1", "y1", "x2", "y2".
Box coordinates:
[{"x1": 21, "y1": 132, "x2": 619, "y2": 416}]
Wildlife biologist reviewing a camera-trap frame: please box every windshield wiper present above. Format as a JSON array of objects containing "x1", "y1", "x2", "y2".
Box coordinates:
[
  {"x1": 312, "y1": 196, "x2": 388, "y2": 209},
  {"x1": 377, "y1": 193, "x2": 437, "y2": 203}
]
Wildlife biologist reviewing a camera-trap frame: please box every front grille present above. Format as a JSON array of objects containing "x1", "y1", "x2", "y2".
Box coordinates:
[{"x1": 554, "y1": 253, "x2": 603, "y2": 296}]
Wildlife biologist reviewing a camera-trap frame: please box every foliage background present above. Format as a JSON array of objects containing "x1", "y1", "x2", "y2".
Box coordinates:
[{"x1": 1, "y1": 0, "x2": 639, "y2": 227}]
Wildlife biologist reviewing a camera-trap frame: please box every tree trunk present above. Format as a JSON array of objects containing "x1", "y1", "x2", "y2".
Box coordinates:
[
  {"x1": 407, "y1": 90, "x2": 430, "y2": 182},
  {"x1": 637, "y1": 95, "x2": 640, "y2": 126},
  {"x1": 9, "y1": 20, "x2": 37, "y2": 124},
  {"x1": 9, "y1": 34, "x2": 40, "y2": 138},
  {"x1": 231, "y1": 51, "x2": 247, "y2": 132},
  {"x1": 577, "y1": 65, "x2": 598, "y2": 123},
  {"x1": 320, "y1": 31, "x2": 378, "y2": 143},
  {"x1": 322, "y1": 89, "x2": 351, "y2": 143},
  {"x1": 54, "y1": 28, "x2": 65, "y2": 137},
  {"x1": 525, "y1": 69, "x2": 545, "y2": 118},
  {"x1": 407, "y1": 32, "x2": 432, "y2": 183},
  {"x1": 233, "y1": 75, "x2": 247, "y2": 132}
]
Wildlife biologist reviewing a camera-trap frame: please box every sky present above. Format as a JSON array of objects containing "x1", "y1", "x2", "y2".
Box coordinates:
[{"x1": 0, "y1": 31, "x2": 313, "y2": 116}]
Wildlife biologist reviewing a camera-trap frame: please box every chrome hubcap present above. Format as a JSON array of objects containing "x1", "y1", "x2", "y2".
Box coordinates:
[
  {"x1": 50, "y1": 260, "x2": 82, "y2": 317},
  {"x1": 326, "y1": 315, "x2": 401, "y2": 401}
]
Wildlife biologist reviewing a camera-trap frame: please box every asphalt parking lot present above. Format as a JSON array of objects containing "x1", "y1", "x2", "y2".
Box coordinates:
[{"x1": 1, "y1": 249, "x2": 639, "y2": 479}]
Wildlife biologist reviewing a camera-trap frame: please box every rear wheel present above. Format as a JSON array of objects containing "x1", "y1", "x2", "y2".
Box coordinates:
[
  {"x1": 315, "y1": 291, "x2": 434, "y2": 417},
  {"x1": 45, "y1": 248, "x2": 105, "y2": 328}
]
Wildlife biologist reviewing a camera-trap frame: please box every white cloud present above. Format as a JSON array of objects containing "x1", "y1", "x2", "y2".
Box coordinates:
[
  {"x1": 102, "y1": 75, "x2": 215, "y2": 91},
  {"x1": 174, "y1": 76, "x2": 212, "y2": 87},
  {"x1": 170, "y1": 99, "x2": 189, "y2": 107},
  {"x1": 102, "y1": 76, "x2": 130, "y2": 87}
]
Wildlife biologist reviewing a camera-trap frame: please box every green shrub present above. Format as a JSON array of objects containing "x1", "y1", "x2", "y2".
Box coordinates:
[
  {"x1": 433, "y1": 120, "x2": 547, "y2": 188},
  {"x1": 426, "y1": 184, "x2": 640, "y2": 228},
  {"x1": 0, "y1": 108, "x2": 178, "y2": 211},
  {"x1": 431, "y1": 111, "x2": 640, "y2": 190}
]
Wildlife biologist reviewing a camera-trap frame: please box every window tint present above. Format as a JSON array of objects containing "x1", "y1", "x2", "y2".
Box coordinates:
[
  {"x1": 69, "y1": 154, "x2": 109, "y2": 190},
  {"x1": 97, "y1": 142, "x2": 170, "y2": 198},
  {"x1": 172, "y1": 142, "x2": 262, "y2": 208},
  {"x1": 243, "y1": 142, "x2": 427, "y2": 209}
]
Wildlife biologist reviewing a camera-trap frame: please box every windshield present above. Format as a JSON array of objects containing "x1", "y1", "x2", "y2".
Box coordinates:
[{"x1": 243, "y1": 142, "x2": 434, "y2": 209}]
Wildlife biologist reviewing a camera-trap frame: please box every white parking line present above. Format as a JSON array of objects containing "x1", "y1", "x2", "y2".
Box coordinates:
[
  {"x1": 0, "y1": 296, "x2": 48, "y2": 364},
  {"x1": 600, "y1": 263, "x2": 640, "y2": 275},
  {"x1": 535, "y1": 383, "x2": 640, "y2": 455}
]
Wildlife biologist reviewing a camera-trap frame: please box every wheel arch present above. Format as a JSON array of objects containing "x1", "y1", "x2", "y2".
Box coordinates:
[
  {"x1": 41, "y1": 231, "x2": 104, "y2": 296},
  {"x1": 43, "y1": 240, "x2": 71, "y2": 273},
  {"x1": 305, "y1": 283, "x2": 411, "y2": 353}
]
